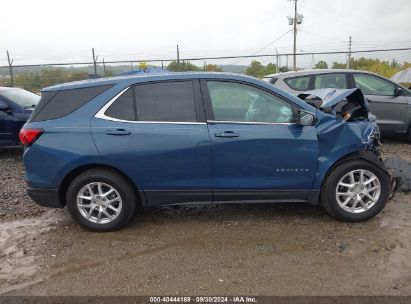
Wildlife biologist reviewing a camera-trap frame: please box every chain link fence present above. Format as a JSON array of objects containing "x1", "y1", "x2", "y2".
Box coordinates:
[{"x1": 0, "y1": 48, "x2": 410, "y2": 92}]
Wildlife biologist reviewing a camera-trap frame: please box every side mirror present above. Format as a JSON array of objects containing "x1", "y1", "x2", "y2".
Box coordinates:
[
  {"x1": 395, "y1": 87, "x2": 403, "y2": 97},
  {"x1": 296, "y1": 109, "x2": 316, "y2": 126},
  {"x1": 0, "y1": 101, "x2": 12, "y2": 114}
]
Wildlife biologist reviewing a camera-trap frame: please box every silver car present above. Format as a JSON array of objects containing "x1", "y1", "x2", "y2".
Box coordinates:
[{"x1": 263, "y1": 69, "x2": 411, "y2": 142}]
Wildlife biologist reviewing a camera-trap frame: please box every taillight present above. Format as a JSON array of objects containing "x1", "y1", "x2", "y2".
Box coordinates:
[{"x1": 19, "y1": 128, "x2": 44, "y2": 146}]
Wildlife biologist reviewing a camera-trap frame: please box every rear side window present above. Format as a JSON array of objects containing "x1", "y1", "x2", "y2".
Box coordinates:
[
  {"x1": 284, "y1": 76, "x2": 310, "y2": 91},
  {"x1": 134, "y1": 81, "x2": 197, "y2": 122},
  {"x1": 105, "y1": 88, "x2": 135, "y2": 121},
  {"x1": 30, "y1": 85, "x2": 111, "y2": 122},
  {"x1": 314, "y1": 73, "x2": 347, "y2": 89}
]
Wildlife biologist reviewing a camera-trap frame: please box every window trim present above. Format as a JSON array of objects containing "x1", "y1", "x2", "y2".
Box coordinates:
[
  {"x1": 95, "y1": 81, "x2": 206, "y2": 124},
  {"x1": 200, "y1": 79, "x2": 298, "y2": 124},
  {"x1": 206, "y1": 120, "x2": 296, "y2": 126},
  {"x1": 352, "y1": 72, "x2": 398, "y2": 97}
]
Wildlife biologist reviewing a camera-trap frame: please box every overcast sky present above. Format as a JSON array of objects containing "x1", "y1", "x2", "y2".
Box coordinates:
[{"x1": 1, "y1": 0, "x2": 410, "y2": 67}]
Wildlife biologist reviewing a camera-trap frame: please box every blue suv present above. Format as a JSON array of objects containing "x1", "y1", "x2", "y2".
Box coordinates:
[{"x1": 21, "y1": 73, "x2": 391, "y2": 231}]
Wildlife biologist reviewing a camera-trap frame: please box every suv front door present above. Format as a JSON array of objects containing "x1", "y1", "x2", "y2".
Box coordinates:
[
  {"x1": 352, "y1": 73, "x2": 409, "y2": 134},
  {"x1": 202, "y1": 80, "x2": 319, "y2": 203}
]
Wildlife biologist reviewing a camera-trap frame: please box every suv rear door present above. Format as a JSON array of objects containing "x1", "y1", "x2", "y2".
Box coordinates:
[
  {"x1": 352, "y1": 72, "x2": 409, "y2": 134},
  {"x1": 91, "y1": 80, "x2": 212, "y2": 206},
  {"x1": 201, "y1": 80, "x2": 318, "y2": 203}
]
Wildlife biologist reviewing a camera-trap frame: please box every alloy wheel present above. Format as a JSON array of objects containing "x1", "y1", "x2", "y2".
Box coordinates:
[
  {"x1": 335, "y1": 169, "x2": 381, "y2": 214},
  {"x1": 76, "y1": 182, "x2": 123, "y2": 224}
]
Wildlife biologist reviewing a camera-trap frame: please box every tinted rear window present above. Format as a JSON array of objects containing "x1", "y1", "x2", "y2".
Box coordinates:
[
  {"x1": 134, "y1": 81, "x2": 197, "y2": 122},
  {"x1": 284, "y1": 75, "x2": 310, "y2": 91},
  {"x1": 30, "y1": 85, "x2": 111, "y2": 122},
  {"x1": 105, "y1": 88, "x2": 136, "y2": 121}
]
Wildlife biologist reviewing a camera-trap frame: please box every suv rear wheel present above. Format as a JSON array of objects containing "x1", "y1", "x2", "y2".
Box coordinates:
[
  {"x1": 66, "y1": 168, "x2": 136, "y2": 232},
  {"x1": 322, "y1": 160, "x2": 391, "y2": 222}
]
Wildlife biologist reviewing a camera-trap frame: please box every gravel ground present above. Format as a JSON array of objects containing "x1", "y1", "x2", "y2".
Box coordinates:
[
  {"x1": 0, "y1": 149, "x2": 46, "y2": 222},
  {"x1": 382, "y1": 138, "x2": 411, "y2": 162},
  {"x1": 0, "y1": 139, "x2": 410, "y2": 296}
]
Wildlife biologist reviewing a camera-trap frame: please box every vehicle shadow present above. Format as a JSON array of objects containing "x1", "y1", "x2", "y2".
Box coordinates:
[{"x1": 128, "y1": 201, "x2": 334, "y2": 229}]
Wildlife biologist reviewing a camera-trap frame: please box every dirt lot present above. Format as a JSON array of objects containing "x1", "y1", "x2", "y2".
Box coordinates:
[{"x1": 0, "y1": 140, "x2": 410, "y2": 296}]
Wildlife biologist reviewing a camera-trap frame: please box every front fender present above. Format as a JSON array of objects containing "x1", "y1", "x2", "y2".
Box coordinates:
[{"x1": 312, "y1": 114, "x2": 380, "y2": 190}]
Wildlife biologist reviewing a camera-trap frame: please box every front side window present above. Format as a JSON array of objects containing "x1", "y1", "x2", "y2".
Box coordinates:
[
  {"x1": 207, "y1": 81, "x2": 293, "y2": 123},
  {"x1": 353, "y1": 74, "x2": 396, "y2": 96},
  {"x1": 134, "y1": 81, "x2": 197, "y2": 122},
  {"x1": 284, "y1": 75, "x2": 310, "y2": 91},
  {"x1": 314, "y1": 73, "x2": 347, "y2": 89}
]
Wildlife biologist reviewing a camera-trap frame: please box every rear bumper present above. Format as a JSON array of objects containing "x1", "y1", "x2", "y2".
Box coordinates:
[{"x1": 27, "y1": 187, "x2": 64, "y2": 208}]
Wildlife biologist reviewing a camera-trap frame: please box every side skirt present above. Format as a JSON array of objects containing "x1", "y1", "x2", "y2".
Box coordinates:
[{"x1": 142, "y1": 189, "x2": 319, "y2": 206}]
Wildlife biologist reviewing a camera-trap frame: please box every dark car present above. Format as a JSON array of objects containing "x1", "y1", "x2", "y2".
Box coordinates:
[
  {"x1": 21, "y1": 73, "x2": 390, "y2": 231},
  {"x1": 263, "y1": 69, "x2": 411, "y2": 141},
  {"x1": 0, "y1": 87, "x2": 40, "y2": 147}
]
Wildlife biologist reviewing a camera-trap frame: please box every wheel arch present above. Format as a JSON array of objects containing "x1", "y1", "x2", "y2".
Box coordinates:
[
  {"x1": 319, "y1": 150, "x2": 388, "y2": 197},
  {"x1": 58, "y1": 164, "x2": 145, "y2": 208}
]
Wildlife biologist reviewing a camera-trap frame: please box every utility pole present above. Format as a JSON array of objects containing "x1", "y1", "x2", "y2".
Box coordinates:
[
  {"x1": 6, "y1": 51, "x2": 14, "y2": 87},
  {"x1": 293, "y1": 0, "x2": 297, "y2": 71},
  {"x1": 275, "y1": 48, "x2": 279, "y2": 73},
  {"x1": 347, "y1": 36, "x2": 352, "y2": 69},
  {"x1": 103, "y1": 58, "x2": 106, "y2": 76},
  {"x1": 177, "y1": 44, "x2": 180, "y2": 71},
  {"x1": 288, "y1": 0, "x2": 302, "y2": 71},
  {"x1": 204, "y1": 60, "x2": 206, "y2": 71},
  {"x1": 161, "y1": 61, "x2": 164, "y2": 70},
  {"x1": 92, "y1": 48, "x2": 97, "y2": 74}
]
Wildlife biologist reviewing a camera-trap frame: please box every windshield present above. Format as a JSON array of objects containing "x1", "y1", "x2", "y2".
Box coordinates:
[{"x1": 0, "y1": 88, "x2": 40, "y2": 107}]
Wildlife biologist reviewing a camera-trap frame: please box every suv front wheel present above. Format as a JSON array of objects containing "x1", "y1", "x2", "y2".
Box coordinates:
[
  {"x1": 322, "y1": 160, "x2": 391, "y2": 222},
  {"x1": 66, "y1": 168, "x2": 136, "y2": 231}
]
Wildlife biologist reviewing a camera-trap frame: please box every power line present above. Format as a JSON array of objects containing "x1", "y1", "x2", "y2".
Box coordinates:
[{"x1": 228, "y1": 30, "x2": 292, "y2": 65}]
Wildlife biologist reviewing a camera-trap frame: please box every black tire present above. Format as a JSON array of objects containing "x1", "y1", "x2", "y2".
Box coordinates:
[
  {"x1": 66, "y1": 168, "x2": 136, "y2": 232},
  {"x1": 321, "y1": 160, "x2": 391, "y2": 222}
]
